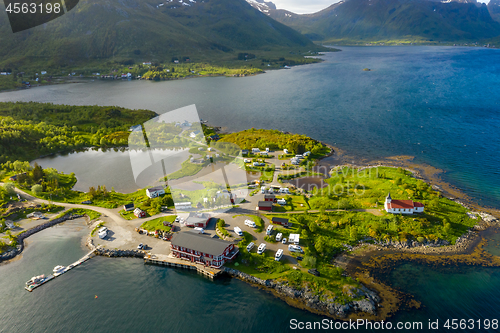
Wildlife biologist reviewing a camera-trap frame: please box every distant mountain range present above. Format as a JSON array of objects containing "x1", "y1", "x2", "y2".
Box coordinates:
[
  {"x1": 0, "y1": 0, "x2": 321, "y2": 69},
  {"x1": 247, "y1": 0, "x2": 500, "y2": 43}
]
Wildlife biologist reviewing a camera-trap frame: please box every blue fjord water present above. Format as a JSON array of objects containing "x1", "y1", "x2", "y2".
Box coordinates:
[{"x1": 1, "y1": 47, "x2": 500, "y2": 332}]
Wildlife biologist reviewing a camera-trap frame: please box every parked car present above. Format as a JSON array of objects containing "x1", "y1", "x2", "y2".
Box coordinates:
[
  {"x1": 276, "y1": 199, "x2": 286, "y2": 205},
  {"x1": 257, "y1": 243, "x2": 266, "y2": 254},
  {"x1": 137, "y1": 243, "x2": 144, "y2": 250},
  {"x1": 244, "y1": 159, "x2": 251, "y2": 163},
  {"x1": 234, "y1": 226, "x2": 243, "y2": 236},
  {"x1": 246, "y1": 242, "x2": 255, "y2": 252},
  {"x1": 297, "y1": 256, "x2": 303, "y2": 261},
  {"x1": 308, "y1": 268, "x2": 320, "y2": 277},
  {"x1": 282, "y1": 238, "x2": 287, "y2": 244},
  {"x1": 193, "y1": 227, "x2": 205, "y2": 234}
]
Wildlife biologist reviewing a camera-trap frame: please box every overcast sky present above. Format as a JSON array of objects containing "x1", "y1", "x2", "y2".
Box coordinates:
[{"x1": 272, "y1": 0, "x2": 490, "y2": 14}]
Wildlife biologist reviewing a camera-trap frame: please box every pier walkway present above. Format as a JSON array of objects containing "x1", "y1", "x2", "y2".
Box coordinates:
[
  {"x1": 144, "y1": 253, "x2": 222, "y2": 279},
  {"x1": 25, "y1": 248, "x2": 97, "y2": 292}
]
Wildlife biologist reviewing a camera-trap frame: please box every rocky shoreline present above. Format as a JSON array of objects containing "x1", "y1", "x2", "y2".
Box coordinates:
[
  {"x1": 0, "y1": 213, "x2": 85, "y2": 263},
  {"x1": 85, "y1": 237, "x2": 146, "y2": 258},
  {"x1": 222, "y1": 267, "x2": 380, "y2": 319}
]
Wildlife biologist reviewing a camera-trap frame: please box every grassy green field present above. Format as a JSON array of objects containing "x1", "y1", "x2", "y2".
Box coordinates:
[{"x1": 140, "y1": 215, "x2": 176, "y2": 232}]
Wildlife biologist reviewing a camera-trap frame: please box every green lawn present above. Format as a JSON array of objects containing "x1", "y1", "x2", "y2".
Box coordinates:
[
  {"x1": 233, "y1": 214, "x2": 265, "y2": 233},
  {"x1": 119, "y1": 210, "x2": 137, "y2": 220},
  {"x1": 140, "y1": 215, "x2": 176, "y2": 232}
]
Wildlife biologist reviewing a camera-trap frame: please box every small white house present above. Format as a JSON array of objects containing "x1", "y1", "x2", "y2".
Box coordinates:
[
  {"x1": 190, "y1": 130, "x2": 200, "y2": 138},
  {"x1": 146, "y1": 186, "x2": 165, "y2": 198}
]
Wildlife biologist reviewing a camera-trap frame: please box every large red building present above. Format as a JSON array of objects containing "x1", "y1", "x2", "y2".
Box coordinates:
[
  {"x1": 170, "y1": 232, "x2": 239, "y2": 268},
  {"x1": 184, "y1": 212, "x2": 211, "y2": 228}
]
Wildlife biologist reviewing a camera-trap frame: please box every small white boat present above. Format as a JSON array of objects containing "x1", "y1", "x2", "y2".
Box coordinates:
[
  {"x1": 53, "y1": 265, "x2": 66, "y2": 275},
  {"x1": 98, "y1": 227, "x2": 108, "y2": 239},
  {"x1": 283, "y1": 65, "x2": 292, "y2": 69},
  {"x1": 26, "y1": 275, "x2": 45, "y2": 286}
]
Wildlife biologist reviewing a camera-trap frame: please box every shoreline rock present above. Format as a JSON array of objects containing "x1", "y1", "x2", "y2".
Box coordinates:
[
  {"x1": 221, "y1": 267, "x2": 380, "y2": 319},
  {"x1": 0, "y1": 214, "x2": 85, "y2": 263}
]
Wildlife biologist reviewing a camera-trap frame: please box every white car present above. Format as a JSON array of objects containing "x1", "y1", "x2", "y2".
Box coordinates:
[
  {"x1": 246, "y1": 242, "x2": 255, "y2": 252},
  {"x1": 275, "y1": 249, "x2": 283, "y2": 261},
  {"x1": 277, "y1": 199, "x2": 286, "y2": 205},
  {"x1": 282, "y1": 238, "x2": 287, "y2": 244},
  {"x1": 257, "y1": 243, "x2": 266, "y2": 254},
  {"x1": 234, "y1": 226, "x2": 243, "y2": 236},
  {"x1": 193, "y1": 227, "x2": 205, "y2": 234},
  {"x1": 244, "y1": 159, "x2": 251, "y2": 163},
  {"x1": 288, "y1": 244, "x2": 304, "y2": 253}
]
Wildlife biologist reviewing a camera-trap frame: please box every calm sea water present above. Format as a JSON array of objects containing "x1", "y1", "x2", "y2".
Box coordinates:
[
  {"x1": 1, "y1": 47, "x2": 500, "y2": 332},
  {"x1": 2, "y1": 46, "x2": 499, "y2": 207},
  {"x1": 1, "y1": 219, "x2": 500, "y2": 332}
]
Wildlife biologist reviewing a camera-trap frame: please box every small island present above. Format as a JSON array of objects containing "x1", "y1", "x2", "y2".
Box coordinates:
[{"x1": 0, "y1": 102, "x2": 498, "y2": 320}]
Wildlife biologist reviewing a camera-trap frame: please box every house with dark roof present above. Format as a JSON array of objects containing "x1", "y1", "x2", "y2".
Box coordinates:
[
  {"x1": 271, "y1": 217, "x2": 292, "y2": 228},
  {"x1": 123, "y1": 203, "x2": 135, "y2": 212},
  {"x1": 384, "y1": 193, "x2": 424, "y2": 214},
  {"x1": 258, "y1": 201, "x2": 273, "y2": 211},
  {"x1": 184, "y1": 212, "x2": 211, "y2": 228},
  {"x1": 170, "y1": 232, "x2": 239, "y2": 268},
  {"x1": 146, "y1": 186, "x2": 165, "y2": 198},
  {"x1": 264, "y1": 194, "x2": 276, "y2": 202}
]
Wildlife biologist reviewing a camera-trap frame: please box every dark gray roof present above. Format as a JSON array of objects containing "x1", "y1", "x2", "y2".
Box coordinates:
[
  {"x1": 171, "y1": 232, "x2": 232, "y2": 256},
  {"x1": 264, "y1": 194, "x2": 275, "y2": 199},
  {"x1": 147, "y1": 186, "x2": 165, "y2": 193},
  {"x1": 186, "y1": 212, "x2": 210, "y2": 225},
  {"x1": 271, "y1": 217, "x2": 289, "y2": 223},
  {"x1": 258, "y1": 201, "x2": 273, "y2": 207}
]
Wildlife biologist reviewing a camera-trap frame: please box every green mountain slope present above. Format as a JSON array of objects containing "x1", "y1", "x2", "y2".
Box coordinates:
[
  {"x1": 0, "y1": 0, "x2": 322, "y2": 69},
  {"x1": 488, "y1": 0, "x2": 500, "y2": 22},
  {"x1": 266, "y1": 0, "x2": 500, "y2": 43}
]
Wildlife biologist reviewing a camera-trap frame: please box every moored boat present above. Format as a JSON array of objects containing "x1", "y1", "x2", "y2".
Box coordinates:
[
  {"x1": 26, "y1": 275, "x2": 46, "y2": 286},
  {"x1": 53, "y1": 265, "x2": 66, "y2": 276}
]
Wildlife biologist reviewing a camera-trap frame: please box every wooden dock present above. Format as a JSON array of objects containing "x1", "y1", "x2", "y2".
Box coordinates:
[
  {"x1": 144, "y1": 254, "x2": 222, "y2": 279},
  {"x1": 25, "y1": 249, "x2": 97, "y2": 292}
]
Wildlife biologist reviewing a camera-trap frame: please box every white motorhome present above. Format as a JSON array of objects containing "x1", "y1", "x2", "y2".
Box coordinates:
[
  {"x1": 275, "y1": 249, "x2": 283, "y2": 261},
  {"x1": 266, "y1": 224, "x2": 274, "y2": 235},
  {"x1": 257, "y1": 243, "x2": 266, "y2": 254},
  {"x1": 245, "y1": 219, "x2": 257, "y2": 228}
]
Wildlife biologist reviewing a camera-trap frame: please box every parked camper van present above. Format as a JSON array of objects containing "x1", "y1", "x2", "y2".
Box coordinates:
[
  {"x1": 246, "y1": 242, "x2": 255, "y2": 252},
  {"x1": 276, "y1": 233, "x2": 283, "y2": 242},
  {"x1": 257, "y1": 243, "x2": 266, "y2": 254},
  {"x1": 275, "y1": 249, "x2": 283, "y2": 261},
  {"x1": 245, "y1": 219, "x2": 257, "y2": 228},
  {"x1": 266, "y1": 224, "x2": 274, "y2": 235}
]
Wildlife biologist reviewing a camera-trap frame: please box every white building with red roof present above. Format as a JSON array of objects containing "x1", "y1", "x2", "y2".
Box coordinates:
[{"x1": 384, "y1": 193, "x2": 424, "y2": 214}]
